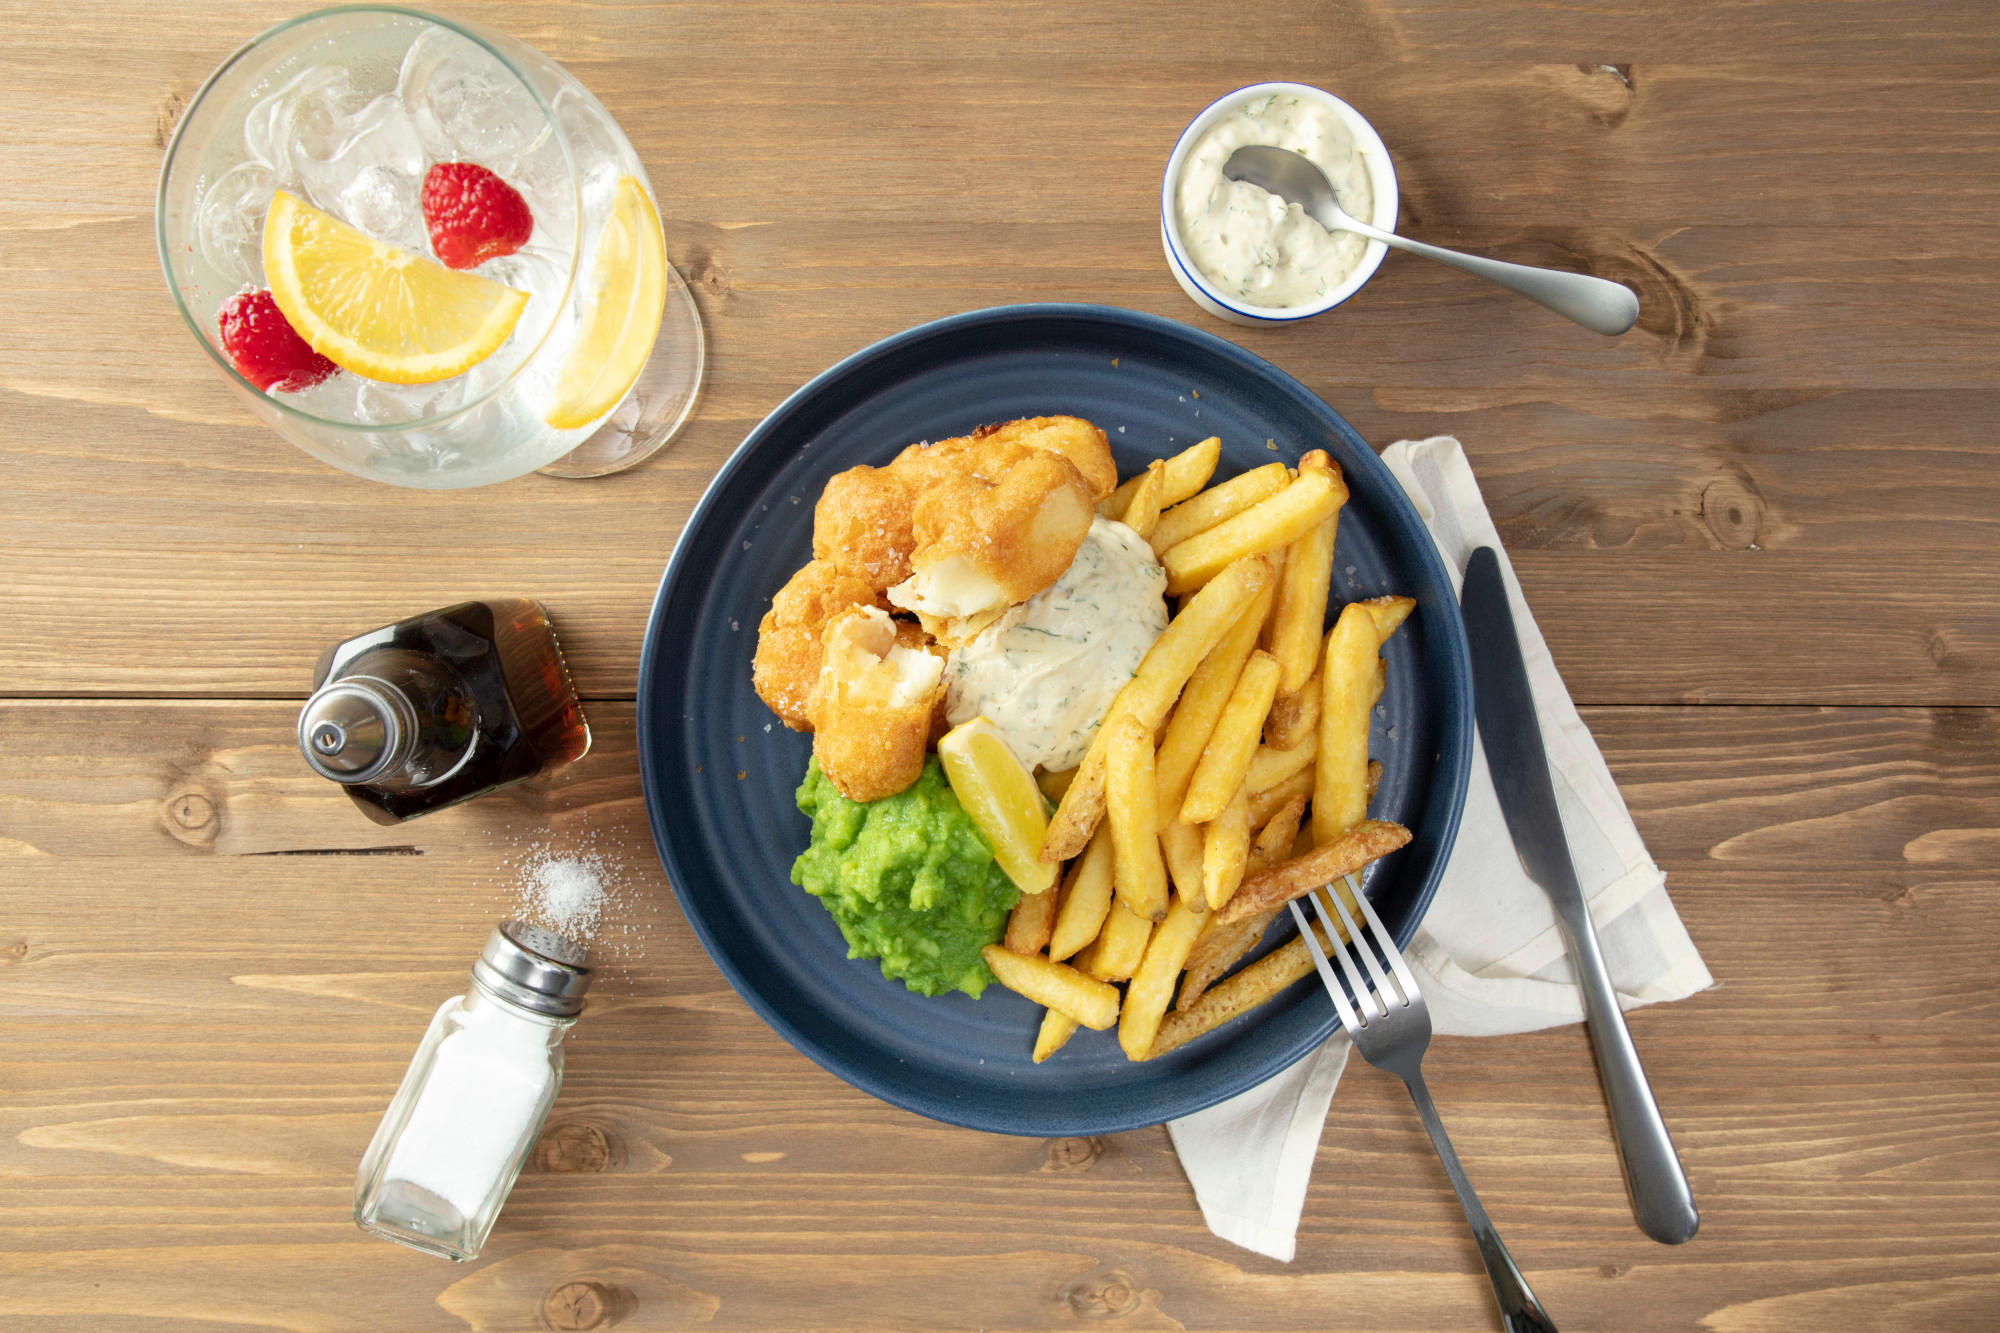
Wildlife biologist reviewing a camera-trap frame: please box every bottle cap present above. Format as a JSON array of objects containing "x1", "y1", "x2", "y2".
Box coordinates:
[
  {"x1": 297, "y1": 677, "x2": 418, "y2": 785},
  {"x1": 472, "y1": 920, "x2": 592, "y2": 1017}
]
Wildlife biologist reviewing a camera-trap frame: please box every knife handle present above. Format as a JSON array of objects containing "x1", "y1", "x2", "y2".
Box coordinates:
[{"x1": 1551, "y1": 894, "x2": 1700, "y2": 1244}]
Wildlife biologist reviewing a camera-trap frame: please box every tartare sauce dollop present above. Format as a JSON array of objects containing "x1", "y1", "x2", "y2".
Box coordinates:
[
  {"x1": 1175, "y1": 93, "x2": 1375, "y2": 309},
  {"x1": 943, "y1": 517, "x2": 1168, "y2": 772}
]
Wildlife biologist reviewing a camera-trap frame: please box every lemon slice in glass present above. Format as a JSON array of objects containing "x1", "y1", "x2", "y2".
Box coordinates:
[
  {"x1": 262, "y1": 190, "x2": 528, "y2": 385},
  {"x1": 938, "y1": 717, "x2": 1057, "y2": 895},
  {"x1": 544, "y1": 175, "x2": 666, "y2": 430}
]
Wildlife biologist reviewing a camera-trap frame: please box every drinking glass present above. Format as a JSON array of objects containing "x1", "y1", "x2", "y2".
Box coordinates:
[{"x1": 157, "y1": 6, "x2": 703, "y2": 488}]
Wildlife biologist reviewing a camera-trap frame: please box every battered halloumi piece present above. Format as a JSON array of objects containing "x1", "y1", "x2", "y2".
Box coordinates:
[
  {"x1": 810, "y1": 606, "x2": 946, "y2": 802},
  {"x1": 967, "y1": 415, "x2": 1117, "y2": 500},
  {"x1": 812, "y1": 464, "x2": 916, "y2": 591},
  {"x1": 887, "y1": 453, "x2": 1096, "y2": 634},
  {"x1": 888, "y1": 415, "x2": 1115, "y2": 501},
  {"x1": 752, "y1": 560, "x2": 882, "y2": 731}
]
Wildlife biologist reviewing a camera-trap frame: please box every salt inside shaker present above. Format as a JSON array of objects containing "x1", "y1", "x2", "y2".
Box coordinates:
[{"x1": 355, "y1": 921, "x2": 590, "y2": 1261}]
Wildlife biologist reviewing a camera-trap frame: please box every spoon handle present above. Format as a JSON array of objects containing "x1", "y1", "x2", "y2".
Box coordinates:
[{"x1": 1343, "y1": 218, "x2": 1640, "y2": 336}]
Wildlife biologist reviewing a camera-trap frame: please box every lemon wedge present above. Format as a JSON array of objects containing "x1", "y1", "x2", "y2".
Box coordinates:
[
  {"x1": 938, "y1": 717, "x2": 1057, "y2": 895},
  {"x1": 262, "y1": 190, "x2": 528, "y2": 385},
  {"x1": 545, "y1": 175, "x2": 666, "y2": 430}
]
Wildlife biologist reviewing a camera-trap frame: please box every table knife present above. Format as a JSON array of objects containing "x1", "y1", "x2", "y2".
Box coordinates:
[{"x1": 1460, "y1": 545, "x2": 1700, "y2": 1245}]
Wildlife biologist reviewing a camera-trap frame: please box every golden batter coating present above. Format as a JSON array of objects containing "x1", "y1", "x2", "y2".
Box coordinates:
[
  {"x1": 884, "y1": 416, "x2": 1112, "y2": 498},
  {"x1": 810, "y1": 606, "x2": 945, "y2": 802},
  {"x1": 752, "y1": 560, "x2": 882, "y2": 731},
  {"x1": 888, "y1": 452, "x2": 1096, "y2": 630},
  {"x1": 811, "y1": 464, "x2": 916, "y2": 591},
  {"x1": 885, "y1": 433, "x2": 1023, "y2": 491},
  {"x1": 968, "y1": 416, "x2": 1116, "y2": 500}
]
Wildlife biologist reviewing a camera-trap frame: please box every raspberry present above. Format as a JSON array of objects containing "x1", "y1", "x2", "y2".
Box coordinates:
[
  {"x1": 216, "y1": 289, "x2": 337, "y2": 393},
  {"x1": 421, "y1": 162, "x2": 534, "y2": 270}
]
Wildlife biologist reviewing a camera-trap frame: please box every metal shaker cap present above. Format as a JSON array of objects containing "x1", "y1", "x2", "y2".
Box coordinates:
[
  {"x1": 471, "y1": 920, "x2": 592, "y2": 1018},
  {"x1": 298, "y1": 676, "x2": 419, "y2": 785}
]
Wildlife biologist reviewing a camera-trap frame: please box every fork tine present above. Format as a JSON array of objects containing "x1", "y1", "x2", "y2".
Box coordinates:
[
  {"x1": 1310, "y1": 887, "x2": 1385, "y2": 1022},
  {"x1": 1303, "y1": 891, "x2": 1358, "y2": 1002},
  {"x1": 1304, "y1": 888, "x2": 1345, "y2": 957},
  {"x1": 1325, "y1": 882, "x2": 1403, "y2": 1011},
  {"x1": 1348, "y1": 873, "x2": 1422, "y2": 1008},
  {"x1": 1288, "y1": 900, "x2": 1364, "y2": 1034}
]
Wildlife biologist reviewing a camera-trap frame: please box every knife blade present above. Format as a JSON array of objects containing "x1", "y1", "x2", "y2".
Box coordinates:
[{"x1": 1461, "y1": 545, "x2": 1699, "y2": 1245}]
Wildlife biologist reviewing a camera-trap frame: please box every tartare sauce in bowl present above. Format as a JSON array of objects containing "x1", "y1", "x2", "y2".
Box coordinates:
[
  {"x1": 943, "y1": 517, "x2": 1167, "y2": 772},
  {"x1": 1177, "y1": 95, "x2": 1374, "y2": 308},
  {"x1": 1161, "y1": 82, "x2": 1399, "y2": 326}
]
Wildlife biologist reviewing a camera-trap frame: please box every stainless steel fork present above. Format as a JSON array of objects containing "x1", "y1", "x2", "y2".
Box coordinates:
[{"x1": 1291, "y1": 883, "x2": 1559, "y2": 1333}]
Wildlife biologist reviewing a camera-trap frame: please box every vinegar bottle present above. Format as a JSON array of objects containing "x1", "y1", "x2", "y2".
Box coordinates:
[{"x1": 297, "y1": 599, "x2": 590, "y2": 824}]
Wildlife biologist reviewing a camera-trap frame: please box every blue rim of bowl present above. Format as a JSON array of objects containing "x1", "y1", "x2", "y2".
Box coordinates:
[
  {"x1": 1160, "y1": 82, "x2": 1397, "y2": 324},
  {"x1": 637, "y1": 302, "x2": 1473, "y2": 1133}
]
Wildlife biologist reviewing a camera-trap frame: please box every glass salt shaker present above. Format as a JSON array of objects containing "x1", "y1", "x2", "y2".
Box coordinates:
[{"x1": 355, "y1": 921, "x2": 590, "y2": 1261}]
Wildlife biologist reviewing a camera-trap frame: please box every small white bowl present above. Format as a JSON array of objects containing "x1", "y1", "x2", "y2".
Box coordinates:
[{"x1": 1161, "y1": 82, "x2": 1400, "y2": 327}]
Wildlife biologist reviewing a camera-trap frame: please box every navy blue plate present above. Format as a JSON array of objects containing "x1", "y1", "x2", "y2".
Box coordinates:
[{"x1": 637, "y1": 304, "x2": 1471, "y2": 1135}]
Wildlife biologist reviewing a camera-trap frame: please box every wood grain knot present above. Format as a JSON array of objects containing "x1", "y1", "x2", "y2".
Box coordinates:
[
  {"x1": 541, "y1": 1279, "x2": 637, "y2": 1331},
  {"x1": 1599, "y1": 1262, "x2": 1630, "y2": 1279},
  {"x1": 1571, "y1": 63, "x2": 1636, "y2": 127},
  {"x1": 156, "y1": 88, "x2": 187, "y2": 149},
  {"x1": 676, "y1": 245, "x2": 731, "y2": 304},
  {"x1": 1699, "y1": 475, "x2": 1764, "y2": 550},
  {"x1": 531, "y1": 1121, "x2": 623, "y2": 1174},
  {"x1": 1062, "y1": 1267, "x2": 1141, "y2": 1319},
  {"x1": 3, "y1": 940, "x2": 29, "y2": 965},
  {"x1": 1042, "y1": 1136, "x2": 1104, "y2": 1172},
  {"x1": 1559, "y1": 231, "x2": 1713, "y2": 362},
  {"x1": 163, "y1": 788, "x2": 221, "y2": 848}
]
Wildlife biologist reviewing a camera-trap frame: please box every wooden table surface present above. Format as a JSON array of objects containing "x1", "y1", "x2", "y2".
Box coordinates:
[{"x1": 4, "y1": 1, "x2": 1997, "y2": 1329}]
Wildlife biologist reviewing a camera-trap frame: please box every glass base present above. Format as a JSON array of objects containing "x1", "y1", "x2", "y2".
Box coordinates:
[
  {"x1": 538, "y1": 261, "x2": 705, "y2": 479},
  {"x1": 357, "y1": 1179, "x2": 478, "y2": 1262}
]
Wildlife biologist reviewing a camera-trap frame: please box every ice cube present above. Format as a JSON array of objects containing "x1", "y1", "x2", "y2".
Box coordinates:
[
  {"x1": 552, "y1": 85, "x2": 623, "y2": 188},
  {"x1": 480, "y1": 243, "x2": 566, "y2": 317},
  {"x1": 197, "y1": 160, "x2": 280, "y2": 285},
  {"x1": 293, "y1": 93, "x2": 427, "y2": 225},
  {"x1": 349, "y1": 374, "x2": 462, "y2": 427},
  {"x1": 278, "y1": 67, "x2": 368, "y2": 185},
  {"x1": 549, "y1": 84, "x2": 625, "y2": 226},
  {"x1": 241, "y1": 84, "x2": 294, "y2": 174},
  {"x1": 399, "y1": 26, "x2": 549, "y2": 172},
  {"x1": 337, "y1": 162, "x2": 427, "y2": 252},
  {"x1": 285, "y1": 372, "x2": 364, "y2": 422}
]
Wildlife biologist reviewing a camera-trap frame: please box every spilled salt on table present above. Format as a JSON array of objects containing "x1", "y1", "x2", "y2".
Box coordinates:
[{"x1": 510, "y1": 846, "x2": 623, "y2": 946}]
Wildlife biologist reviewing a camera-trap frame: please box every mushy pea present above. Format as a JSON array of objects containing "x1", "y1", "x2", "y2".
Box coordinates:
[{"x1": 792, "y1": 755, "x2": 1020, "y2": 997}]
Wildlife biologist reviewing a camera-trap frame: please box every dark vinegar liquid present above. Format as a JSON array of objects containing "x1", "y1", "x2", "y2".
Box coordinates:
[{"x1": 314, "y1": 599, "x2": 590, "y2": 825}]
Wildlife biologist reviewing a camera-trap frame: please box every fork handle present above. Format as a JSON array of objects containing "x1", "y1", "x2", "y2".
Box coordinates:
[{"x1": 1402, "y1": 1071, "x2": 1560, "y2": 1333}]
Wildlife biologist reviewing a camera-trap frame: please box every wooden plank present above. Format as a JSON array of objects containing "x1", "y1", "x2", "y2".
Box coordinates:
[{"x1": 1, "y1": 701, "x2": 1995, "y2": 1328}]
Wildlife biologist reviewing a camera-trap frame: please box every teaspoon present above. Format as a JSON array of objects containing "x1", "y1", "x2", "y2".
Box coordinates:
[{"x1": 1222, "y1": 144, "x2": 1641, "y2": 335}]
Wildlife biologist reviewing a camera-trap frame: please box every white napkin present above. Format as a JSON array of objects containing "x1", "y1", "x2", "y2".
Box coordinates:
[{"x1": 1167, "y1": 436, "x2": 1713, "y2": 1262}]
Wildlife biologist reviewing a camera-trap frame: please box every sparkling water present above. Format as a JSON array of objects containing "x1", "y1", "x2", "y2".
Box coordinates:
[{"x1": 182, "y1": 16, "x2": 638, "y2": 471}]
